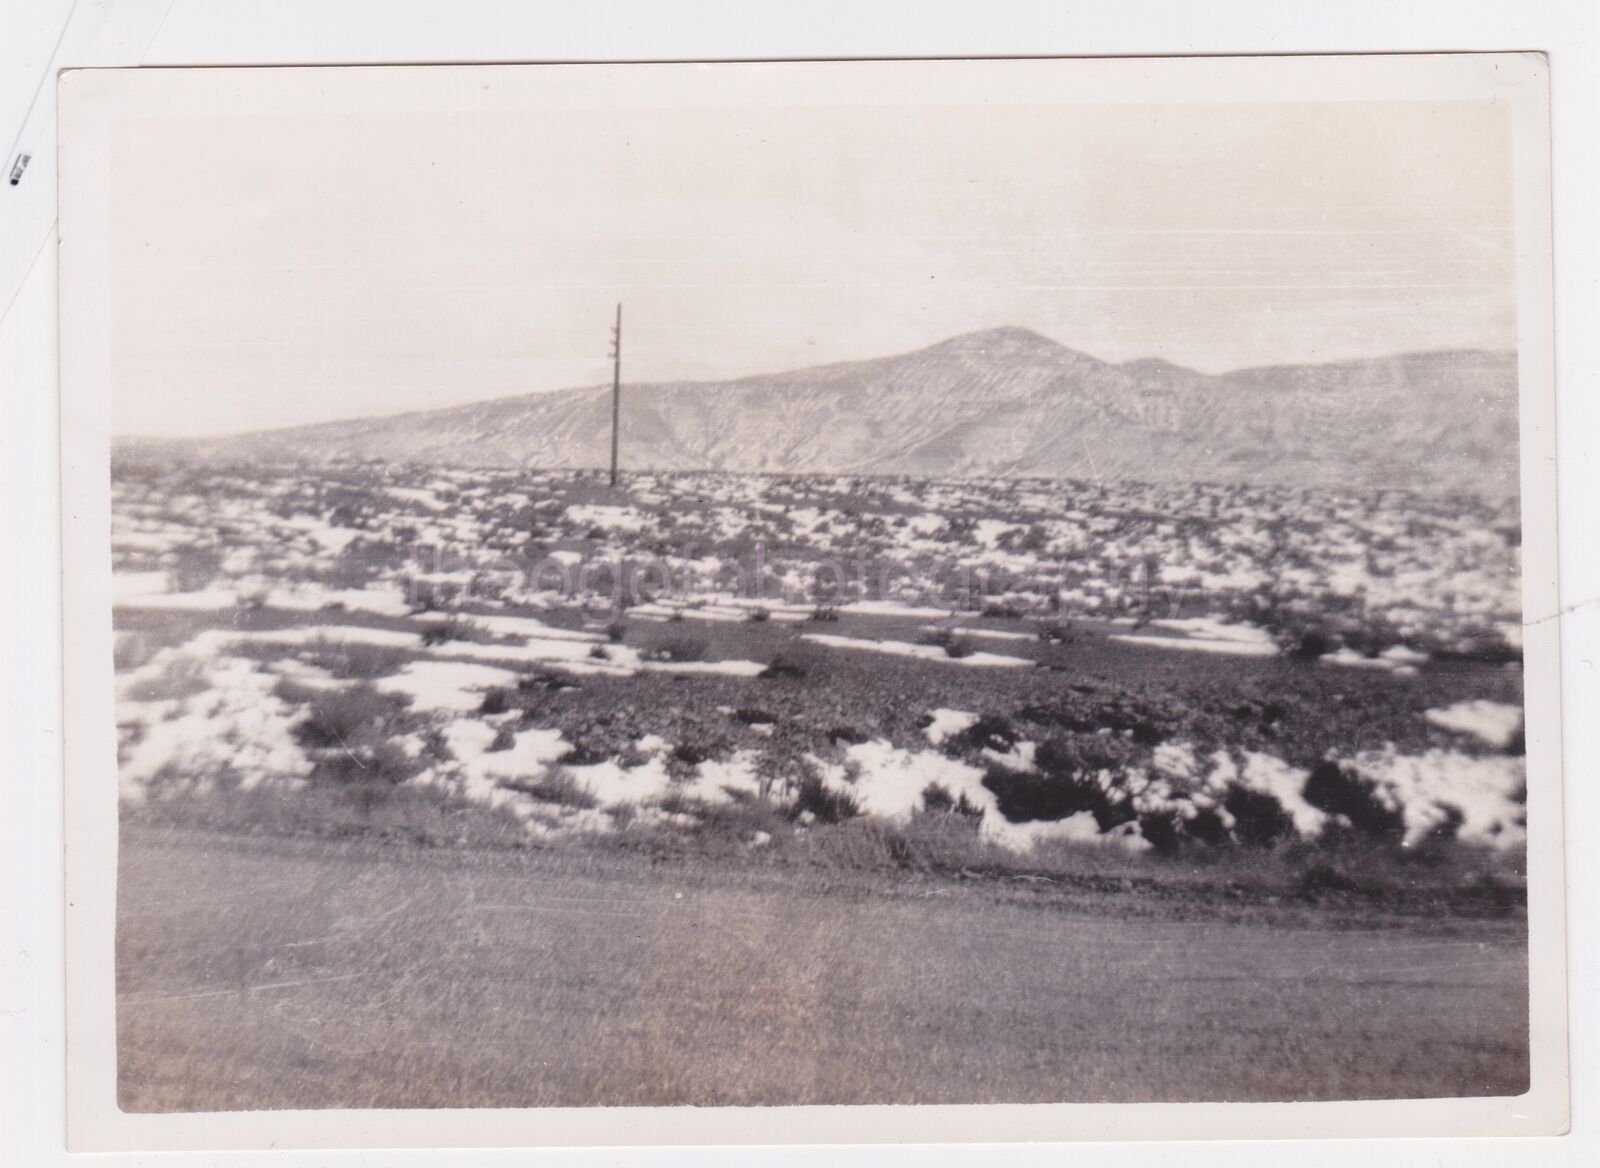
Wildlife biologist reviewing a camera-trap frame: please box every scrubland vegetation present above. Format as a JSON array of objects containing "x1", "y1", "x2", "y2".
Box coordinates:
[{"x1": 112, "y1": 459, "x2": 1527, "y2": 885}]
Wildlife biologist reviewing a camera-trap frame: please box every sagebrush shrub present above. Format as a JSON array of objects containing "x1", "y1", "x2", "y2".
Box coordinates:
[
  {"x1": 1223, "y1": 784, "x2": 1297, "y2": 847},
  {"x1": 305, "y1": 640, "x2": 407, "y2": 681},
  {"x1": 1303, "y1": 761, "x2": 1406, "y2": 840},
  {"x1": 418, "y1": 615, "x2": 482, "y2": 646},
  {"x1": 792, "y1": 775, "x2": 860, "y2": 824},
  {"x1": 499, "y1": 768, "x2": 599, "y2": 810},
  {"x1": 649, "y1": 635, "x2": 708, "y2": 663},
  {"x1": 921, "y1": 782, "x2": 985, "y2": 820},
  {"x1": 289, "y1": 685, "x2": 417, "y2": 790}
]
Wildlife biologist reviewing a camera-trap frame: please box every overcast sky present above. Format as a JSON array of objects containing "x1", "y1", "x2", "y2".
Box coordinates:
[{"x1": 110, "y1": 92, "x2": 1514, "y2": 436}]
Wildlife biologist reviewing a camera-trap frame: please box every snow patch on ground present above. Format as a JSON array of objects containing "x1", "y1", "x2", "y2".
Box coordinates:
[
  {"x1": 641, "y1": 658, "x2": 769, "y2": 677},
  {"x1": 694, "y1": 750, "x2": 767, "y2": 803},
  {"x1": 423, "y1": 719, "x2": 570, "y2": 810},
  {"x1": 379, "y1": 661, "x2": 522, "y2": 712},
  {"x1": 922, "y1": 708, "x2": 978, "y2": 746},
  {"x1": 113, "y1": 571, "x2": 171, "y2": 604},
  {"x1": 115, "y1": 588, "x2": 239, "y2": 611},
  {"x1": 235, "y1": 625, "x2": 421, "y2": 649},
  {"x1": 1321, "y1": 648, "x2": 1420, "y2": 676},
  {"x1": 1344, "y1": 746, "x2": 1525, "y2": 848},
  {"x1": 838, "y1": 600, "x2": 961, "y2": 620},
  {"x1": 917, "y1": 624, "x2": 1036, "y2": 643},
  {"x1": 819, "y1": 740, "x2": 1145, "y2": 853},
  {"x1": 1425, "y1": 700, "x2": 1522, "y2": 749},
  {"x1": 265, "y1": 582, "x2": 413, "y2": 617},
  {"x1": 819, "y1": 741, "x2": 991, "y2": 826},
  {"x1": 118, "y1": 654, "x2": 312, "y2": 802},
  {"x1": 566, "y1": 503, "x2": 647, "y2": 533},
  {"x1": 801, "y1": 633, "x2": 1033, "y2": 668},
  {"x1": 1111, "y1": 618, "x2": 1279, "y2": 658},
  {"x1": 470, "y1": 613, "x2": 602, "y2": 643}
]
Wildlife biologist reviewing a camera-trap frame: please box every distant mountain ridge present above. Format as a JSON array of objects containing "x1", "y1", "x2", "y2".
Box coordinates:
[{"x1": 117, "y1": 327, "x2": 1520, "y2": 494}]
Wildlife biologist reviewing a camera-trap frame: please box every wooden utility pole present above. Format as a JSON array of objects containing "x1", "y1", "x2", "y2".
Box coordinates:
[{"x1": 608, "y1": 303, "x2": 622, "y2": 487}]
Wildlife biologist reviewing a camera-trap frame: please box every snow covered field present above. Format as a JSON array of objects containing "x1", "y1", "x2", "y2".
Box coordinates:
[{"x1": 110, "y1": 461, "x2": 1528, "y2": 864}]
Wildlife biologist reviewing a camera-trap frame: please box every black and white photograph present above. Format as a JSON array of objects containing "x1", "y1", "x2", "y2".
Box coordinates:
[{"x1": 54, "y1": 53, "x2": 1565, "y2": 1148}]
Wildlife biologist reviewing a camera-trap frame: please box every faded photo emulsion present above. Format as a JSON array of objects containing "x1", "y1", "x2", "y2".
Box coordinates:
[{"x1": 57, "y1": 55, "x2": 1564, "y2": 1149}]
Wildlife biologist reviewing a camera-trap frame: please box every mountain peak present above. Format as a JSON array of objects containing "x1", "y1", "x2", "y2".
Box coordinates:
[
  {"x1": 118, "y1": 333, "x2": 1520, "y2": 495},
  {"x1": 928, "y1": 326, "x2": 1076, "y2": 359},
  {"x1": 1120, "y1": 356, "x2": 1186, "y2": 374}
]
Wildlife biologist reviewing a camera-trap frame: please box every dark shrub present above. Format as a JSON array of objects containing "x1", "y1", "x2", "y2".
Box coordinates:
[
  {"x1": 289, "y1": 686, "x2": 416, "y2": 789},
  {"x1": 299, "y1": 640, "x2": 408, "y2": 681},
  {"x1": 500, "y1": 769, "x2": 598, "y2": 810},
  {"x1": 419, "y1": 615, "x2": 480, "y2": 647},
  {"x1": 759, "y1": 657, "x2": 806, "y2": 680},
  {"x1": 1036, "y1": 732, "x2": 1135, "y2": 778},
  {"x1": 921, "y1": 782, "x2": 985, "y2": 820},
  {"x1": 918, "y1": 625, "x2": 979, "y2": 659},
  {"x1": 792, "y1": 775, "x2": 860, "y2": 824},
  {"x1": 671, "y1": 741, "x2": 715, "y2": 768},
  {"x1": 746, "y1": 606, "x2": 771, "y2": 623},
  {"x1": 982, "y1": 765, "x2": 1129, "y2": 830},
  {"x1": 479, "y1": 687, "x2": 511, "y2": 715},
  {"x1": 1289, "y1": 629, "x2": 1336, "y2": 660},
  {"x1": 1036, "y1": 620, "x2": 1075, "y2": 645},
  {"x1": 1223, "y1": 785, "x2": 1297, "y2": 847},
  {"x1": 808, "y1": 605, "x2": 840, "y2": 622},
  {"x1": 315, "y1": 738, "x2": 415, "y2": 789},
  {"x1": 290, "y1": 685, "x2": 408, "y2": 751},
  {"x1": 649, "y1": 635, "x2": 708, "y2": 664},
  {"x1": 948, "y1": 714, "x2": 1016, "y2": 755},
  {"x1": 1138, "y1": 810, "x2": 1183, "y2": 855},
  {"x1": 1184, "y1": 806, "x2": 1231, "y2": 847},
  {"x1": 560, "y1": 740, "x2": 611, "y2": 766},
  {"x1": 1303, "y1": 761, "x2": 1406, "y2": 840},
  {"x1": 1343, "y1": 624, "x2": 1405, "y2": 659},
  {"x1": 604, "y1": 619, "x2": 627, "y2": 643},
  {"x1": 654, "y1": 786, "x2": 706, "y2": 817}
]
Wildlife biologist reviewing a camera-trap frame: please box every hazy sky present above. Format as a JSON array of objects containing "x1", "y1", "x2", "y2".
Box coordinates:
[{"x1": 110, "y1": 92, "x2": 1514, "y2": 436}]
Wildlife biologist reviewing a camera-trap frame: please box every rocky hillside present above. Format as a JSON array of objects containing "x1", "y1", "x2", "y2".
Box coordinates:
[{"x1": 118, "y1": 328, "x2": 1520, "y2": 494}]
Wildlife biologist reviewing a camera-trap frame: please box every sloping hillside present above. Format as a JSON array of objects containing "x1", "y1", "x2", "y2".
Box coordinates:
[{"x1": 117, "y1": 328, "x2": 1520, "y2": 493}]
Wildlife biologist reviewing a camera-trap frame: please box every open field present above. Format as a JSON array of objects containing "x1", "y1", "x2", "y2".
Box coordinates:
[
  {"x1": 118, "y1": 823, "x2": 1529, "y2": 1111},
  {"x1": 109, "y1": 462, "x2": 1532, "y2": 1107},
  {"x1": 112, "y1": 462, "x2": 1528, "y2": 858}
]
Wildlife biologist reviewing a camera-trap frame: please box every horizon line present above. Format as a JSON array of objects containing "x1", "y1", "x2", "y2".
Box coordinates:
[{"x1": 111, "y1": 328, "x2": 1518, "y2": 443}]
